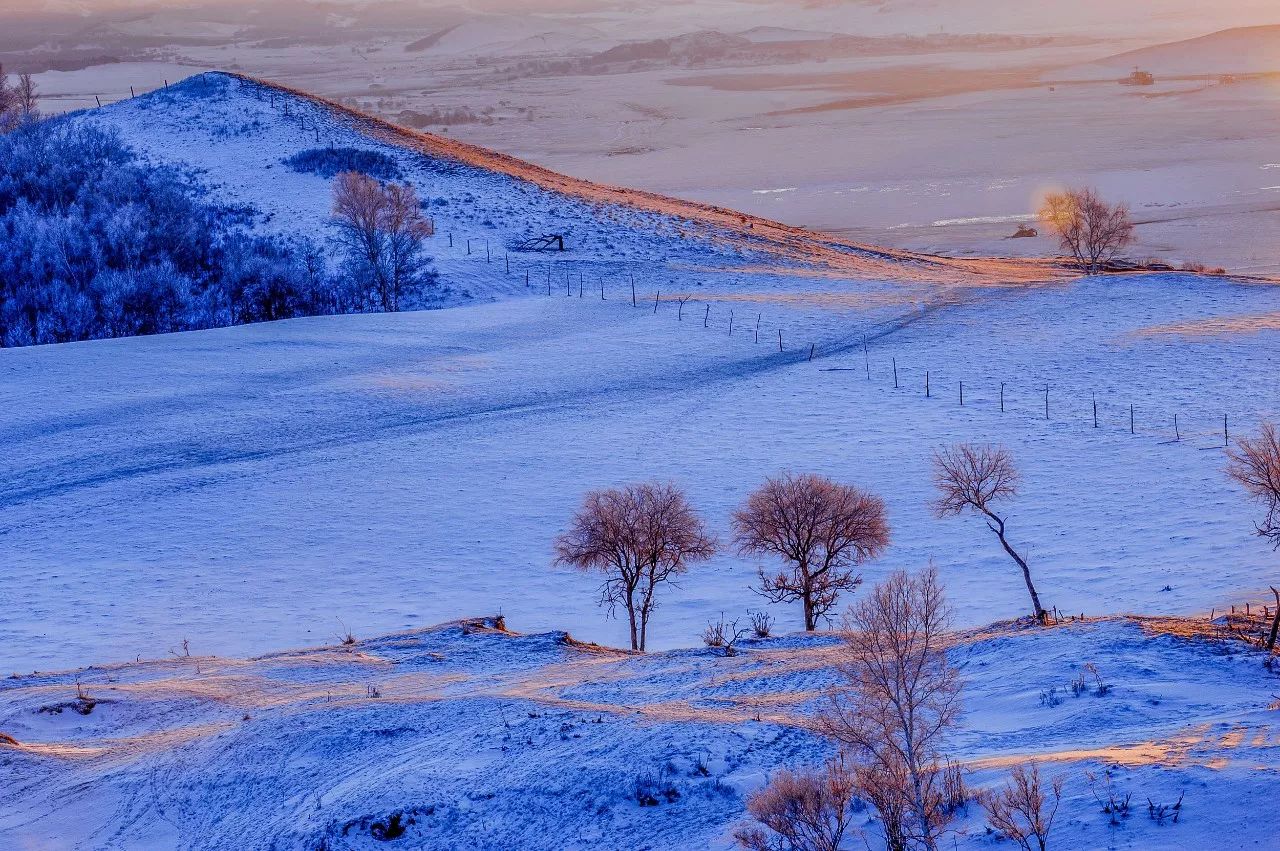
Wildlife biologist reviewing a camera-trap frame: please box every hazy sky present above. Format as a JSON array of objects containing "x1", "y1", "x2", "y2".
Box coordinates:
[{"x1": 2, "y1": 0, "x2": 1275, "y2": 44}]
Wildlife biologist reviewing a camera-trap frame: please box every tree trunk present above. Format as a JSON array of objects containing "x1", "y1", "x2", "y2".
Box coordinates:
[
  {"x1": 626, "y1": 602, "x2": 639, "y2": 651},
  {"x1": 986, "y1": 511, "x2": 1047, "y2": 623},
  {"x1": 1268, "y1": 587, "x2": 1280, "y2": 652},
  {"x1": 802, "y1": 590, "x2": 815, "y2": 631}
]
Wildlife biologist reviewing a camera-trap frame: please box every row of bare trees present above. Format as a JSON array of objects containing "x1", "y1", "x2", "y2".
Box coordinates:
[
  {"x1": 554, "y1": 474, "x2": 891, "y2": 650},
  {"x1": 555, "y1": 444, "x2": 1055, "y2": 650},
  {"x1": 726, "y1": 420, "x2": 1280, "y2": 850}
]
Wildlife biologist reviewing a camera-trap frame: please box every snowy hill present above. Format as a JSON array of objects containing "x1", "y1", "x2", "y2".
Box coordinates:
[
  {"x1": 77, "y1": 71, "x2": 1059, "y2": 309},
  {"x1": 1071, "y1": 25, "x2": 1280, "y2": 77}
]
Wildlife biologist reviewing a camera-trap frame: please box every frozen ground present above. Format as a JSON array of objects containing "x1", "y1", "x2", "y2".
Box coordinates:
[
  {"x1": 3, "y1": 71, "x2": 1280, "y2": 849},
  {"x1": 3, "y1": 265, "x2": 1280, "y2": 675},
  {"x1": 2, "y1": 74, "x2": 1278, "y2": 674},
  {"x1": 2, "y1": 616, "x2": 1278, "y2": 849}
]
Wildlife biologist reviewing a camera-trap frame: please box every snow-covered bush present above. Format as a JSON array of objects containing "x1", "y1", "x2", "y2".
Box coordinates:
[
  {"x1": 0, "y1": 121, "x2": 345, "y2": 346},
  {"x1": 284, "y1": 146, "x2": 403, "y2": 181}
]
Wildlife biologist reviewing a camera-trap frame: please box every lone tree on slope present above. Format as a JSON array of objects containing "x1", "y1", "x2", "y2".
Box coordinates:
[
  {"x1": 554, "y1": 482, "x2": 716, "y2": 652},
  {"x1": 932, "y1": 443, "x2": 1049, "y2": 624},
  {"x1": 1038, "y1": 186, "x2": 1134, "y2": 274},
  {"x1": 331, "y1": 170, "x2": 434, "y2": 312},
  {"x1": 818, "y1": 567, "x2": 961, "y2": 851},
  {"x1": 1227, "y1": 421, "x2": 1280, "y2": 651},
  {"x1": 734, "y1": 472, "x2": 890, "y2": 631}
]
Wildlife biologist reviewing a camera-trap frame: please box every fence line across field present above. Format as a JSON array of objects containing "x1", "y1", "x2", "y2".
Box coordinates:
[
  {"x1": 430, "y1": 234, "x2": 1243, "y2": 454},
  {"x1": 64, "y1": 82, "x2": 1252, "y2": 453}
]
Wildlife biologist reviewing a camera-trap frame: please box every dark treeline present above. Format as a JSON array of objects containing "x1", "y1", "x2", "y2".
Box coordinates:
[{"x1": 0, "y1": 121, "x2": 437, "y2": 347}]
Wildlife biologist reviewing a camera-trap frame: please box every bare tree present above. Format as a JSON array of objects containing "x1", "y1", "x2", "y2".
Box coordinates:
[
  {"x1": 734, "y1": 757, "x2": 857, "y2": 851},
  {"x1": 982, "y1": 763, "x2": 1063, "y2": 851},
  {"x1": 0, "y1": 65, "x2": 37, "y2": 132},
  {"x1": 932, "y1": 444, "x2": 1048, "y2": 623},
  {"x1": 0, "y1": 64, "x2": 12, "y2": 117},
  {"x1": 1038, "y1": 187, "x2": 1135, "y2": 274},
  {"x1": 818, "y1": 567, "x2": 961, "y2": 851},
  {"x1": 331, "y1": 171, "x2": 434, "y2": 312},
  {"x1": 1227, "y1": 421, "x2": 1280, "y2": 650},
  {"x1": 554, "y1": 482, "x2": 716, "y2": 651},
  {"x1": 734, "y1": 472, "x2": 889, "y2": 631},
  {"x1": 15, "y1": 73, "x2": 36, "y2": 116}
]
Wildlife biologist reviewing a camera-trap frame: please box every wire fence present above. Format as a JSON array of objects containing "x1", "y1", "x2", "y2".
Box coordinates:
[
  {"x1": 63, "y1": 78, "x2": 1263, "y2": 456},
  {"x1": 422, "y1": 231, "x2": 1260, "y2": 460}
]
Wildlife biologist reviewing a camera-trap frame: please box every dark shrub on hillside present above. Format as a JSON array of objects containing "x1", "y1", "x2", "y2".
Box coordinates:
[
  {"x1": 283, "y1": 146, "x2": 403, "y2": 181},
  {"x1": 0, "y1": 120, "x2": 350, "y2": 347}
]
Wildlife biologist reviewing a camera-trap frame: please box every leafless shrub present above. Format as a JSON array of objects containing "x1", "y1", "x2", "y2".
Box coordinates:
[
  {"x1": 336, "y1": 618, "x2": 357, "y2": 647},
  {"x1": 982, "y1": 762, "x2": 1063, "y2": 851},
  {"x1": 332, "y1": 170, "x2": 434, "y2": 312},
  {"x1": 703, "y1": 613, "x2": 750, "y2": 656},
  {"x1": 555, "y1": 482, "x2": 716, "y2": 651},
  {"x1": 1226, "y1": 422, "x2": 1280, "y2": 650},
  {"x1": 169, "y1": 637, "x2": 202, "y2": 673},
  {"x1": 734, "y1": 472, "x2": 889, "y2": 631},
  {"x1": 733, "y1": 757, "x2": 857, "y2": 851},
  {"x1": 849, "y1": 760, "x2": 910, "y2": 851},
  {"x1": 932, "y1": 444, "x2": 1048, "y2": 624},
  {"x1": 1086, "y1": 769, "x2": 1131, "y2": 826},
  {"x1": 751, "y1": 609, "x2": 775, "y2": 639},
  {"x1": 1147, "y1": 792, "x2": 1184, "y2": 825},
  {"x1": 634, "y1": 766, "x2": 681, "y2": 806},
  {"x1": 1038, "y1": 186, "x2": 1135, "y2": 274},
  {"x1": 366, "y1": 684, "x2": 382, "y2": 698},
  {"x1": 818, "y1": 567, "x2": 960, "y2": 851},
  {"x1": 941, "y1": 758, "x2": 970, "y2": 813},
  {"x1": 1083, "y1": 662, "x2": 1108, "y2": 696}
]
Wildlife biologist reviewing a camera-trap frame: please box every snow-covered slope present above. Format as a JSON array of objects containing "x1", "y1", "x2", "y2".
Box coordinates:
[
  {"x1": 5, "y1": 68, "x2": 1280, "y2": 851},
  {"x1": 3, "y1": 615, "x2": 1277, "y2": 849},
  {"x1": 77, "y1": 71, "x2": 1061, "y2": 306},
  {"x1": 3, "y1": 269, "x2": 1280, "y2": 672}
]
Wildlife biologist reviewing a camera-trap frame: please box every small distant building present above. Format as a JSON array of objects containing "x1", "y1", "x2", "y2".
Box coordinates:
[{"x1": 1120, "y1": 69, "x2": 1155, "y2": 86}]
